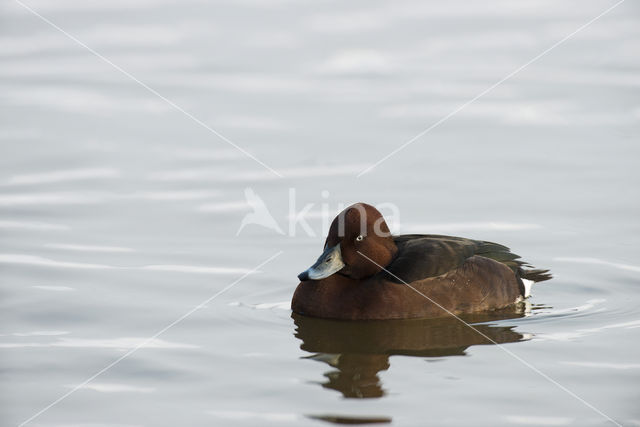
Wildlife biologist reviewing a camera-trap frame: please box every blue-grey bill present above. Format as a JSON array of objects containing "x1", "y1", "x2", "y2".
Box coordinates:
[{"x1": 297, "y1": 243, "x2": 345, "y2": 281}]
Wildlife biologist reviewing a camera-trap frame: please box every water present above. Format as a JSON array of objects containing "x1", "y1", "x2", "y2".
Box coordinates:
[{"x1": 1, "y1": 0, "x2": 639, "y2": 425}]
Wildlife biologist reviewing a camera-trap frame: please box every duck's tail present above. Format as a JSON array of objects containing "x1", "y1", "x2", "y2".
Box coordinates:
[
  {"x1": 521, "y1": 268, "x2": 553, "y2": 283},
  {"x1": 518, "y1": 268, "x2": 552, "y2": 298}
]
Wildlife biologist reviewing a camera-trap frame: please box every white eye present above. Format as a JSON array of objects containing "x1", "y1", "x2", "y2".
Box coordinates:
[{"x1": 355, "y1": 235, "x2": 364, "y2": 242}]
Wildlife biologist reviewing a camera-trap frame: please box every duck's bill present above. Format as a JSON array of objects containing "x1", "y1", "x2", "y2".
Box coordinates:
[{"x1": 297, "y1": 243, "x2": 345, "y2": 281}]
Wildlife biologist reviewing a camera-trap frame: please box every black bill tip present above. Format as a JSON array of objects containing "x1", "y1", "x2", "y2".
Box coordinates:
[{"x1": 297, "y1": 271, "x2": 309, "y2": 281}]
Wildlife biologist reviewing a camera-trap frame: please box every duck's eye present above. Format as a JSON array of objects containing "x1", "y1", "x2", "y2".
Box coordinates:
[{"x1": 355, "y1": 235, "x2": 364, "y2": 242}]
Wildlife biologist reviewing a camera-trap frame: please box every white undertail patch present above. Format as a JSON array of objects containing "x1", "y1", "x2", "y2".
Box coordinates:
[{"x1": 522, "y1": 279, "x2": 534, "y2": 298}]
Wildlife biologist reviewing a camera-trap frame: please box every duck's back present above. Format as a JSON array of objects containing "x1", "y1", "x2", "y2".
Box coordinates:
[{"x1": 387, "y1": 234, "x2": 550, "y2": 287}]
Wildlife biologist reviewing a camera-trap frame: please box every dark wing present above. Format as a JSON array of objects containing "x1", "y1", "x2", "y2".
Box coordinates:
[{"x1": 384, "y1": 234, "x2": 550, "y2": 284}]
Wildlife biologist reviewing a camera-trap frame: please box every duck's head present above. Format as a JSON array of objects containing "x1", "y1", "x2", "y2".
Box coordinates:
[{"x1": 297, "y1": 203, "x2": 398, "y2": 282}]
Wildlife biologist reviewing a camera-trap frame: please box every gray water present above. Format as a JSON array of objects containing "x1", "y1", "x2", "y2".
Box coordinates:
[{"x1": 1, "y1": 0, "x2": 639, "y2": 425}]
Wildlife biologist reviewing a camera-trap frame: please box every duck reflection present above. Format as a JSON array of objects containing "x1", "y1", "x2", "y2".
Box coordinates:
[{"x1": 293, "y1": 308, "x2": 527, "y2": 399}]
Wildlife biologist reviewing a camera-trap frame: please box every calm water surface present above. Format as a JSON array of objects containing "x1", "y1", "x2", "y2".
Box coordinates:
[{"x1": 1, "y1": 0, "x2": 639, "y2": 425}]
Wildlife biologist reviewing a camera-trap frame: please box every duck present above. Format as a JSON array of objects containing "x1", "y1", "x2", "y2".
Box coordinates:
[{"x1": 292, "y1": 203, "x2": 551, "y2": 320}]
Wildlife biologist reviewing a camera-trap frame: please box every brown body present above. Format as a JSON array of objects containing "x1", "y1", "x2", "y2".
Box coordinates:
[
  {"x1": 293, "y1": 252, "x2": 523, "y2": 320},
  {"x1": 292, "y1": 203, "x2": 550, "y2": 320}
]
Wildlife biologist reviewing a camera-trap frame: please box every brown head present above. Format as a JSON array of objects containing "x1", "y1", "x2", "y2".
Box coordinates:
[{"x1": 297, "y1": 203, "x2": 398, "y2": 281}]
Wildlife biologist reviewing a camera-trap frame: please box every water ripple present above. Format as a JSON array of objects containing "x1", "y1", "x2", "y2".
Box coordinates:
[
  {"x1": 0, "y1": 192, "x2": 107, "y2": 206},
  {"x1": 5, "y1": 168, "x2": 119, "y2": 186},
  {"x1": 150, "y1": 163, "x2": 370, "y2": 182},
  {"x1": 67, "y1": 383, "x2": 155, "y2": 393},
  {"x1": 0, "y1": 331, "x2": 69, "y2": 337},
  {"x1": 141, "y1": 264, "x2": 257, "y2": 275},
  {"x1": 0, "y1": 220, "x2": 70, "y2": 231},
  {"x1": 0, "y1": 337, "x2": 197, "y2": 349},
  {"x1": 504, "y1": 415, "x2": 573, "y2": 426},
  {"x1": 31, "y1": 285, "x2": 74, "y2": 292},
  {"x1": 560, "y1": 361, "x2": 640, "y2": 370},
  {"x1": 0, "y1": 254, "x2": 115, "y2": 270},
  {"x1": 402, "y1": 222, "x2": 543, "y2": 233},
  {"x1": 555, "y1": 257, "x2": 640, "y2": 273},
  {"x1": 0, "y1": 190, "x2": 220, "y2": 206},
  {"x1": 44, "y1": 243, "x2": 134, "y2": 253},
  {"x1": 0, "y1": 254, "x2": 258, "y2": 275}
]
